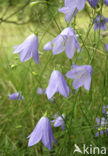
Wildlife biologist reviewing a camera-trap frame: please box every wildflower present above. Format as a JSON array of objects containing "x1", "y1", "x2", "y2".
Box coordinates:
[
  {"x1": 43, "y1": 41, "x2": 52, "y2": 51},
  {"x1": 59, "y1": 0, "x2": 85, "y2": 22},
  {"x1": 94, "y1": 15, "x2": 108, "y2": 31},
  {"x1": 66, "y1": 64, "x2": 93, "y2": 91},
  {"x1": 52, "y1": 27, "x2": 80, "y2": 59},
  {"x1": 8, "y1": 92, "x2": 24, "y2": 100},
  {"x1": 87, "y1": 0, "x2": 98, "y2": 8},
  {"x1": 105, "y1": 44, "x2": 108, "y2": 52},
  {"x1": 37, "y1": 87, "x2": 46, "y2": 95},
  {"x1": 27, "y1": 116, "x2": 56, "y2": 151},
  {"x1": 13, "y1": 34, "x2": 39, "y2": 64},
  {"x1": 37, "y1": 87, "x2": 55, "y2": 102},
  {"x1": 104, "y1": 0, "x2": 108, "y2": 5},
  {"x1": 95, "y1": 117, "x2": 108, "y2": 137},
  {"x1": 52, "y1": 114, "x2": 65, "y2": 130},
  {"x1": 46, "y1": 70, "x2": 72, "y2": 99}
]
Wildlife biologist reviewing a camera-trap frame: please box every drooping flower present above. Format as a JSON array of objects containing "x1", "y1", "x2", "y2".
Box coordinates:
[
  {"x1": 8, "y1": 92, "x2": 24, "y2": 100},
  {"x1": 66, "y1": 65, "x2": 93, "y2": 91},
  {"x1": 13, "y1": 34, "x2": 39, "y2": 64},
  {"x1": 94, "y1": 15, "x2": 108, "y2": 31},
  {"x1": 46, "y1": 70, "x2": 72, "y2": 99},
  {"x1": 27, "y1": 116, "x2": 56, "y2": 151},
  {"x1": 105, "y1": 44, "x2": 108, "y2": 52},
  {"x1": 59, "y1": 0, "x2": 86, "y2": 23},
  {"x1": 95, "y1": 117, "x2": 108, "y2": 137},
  {"x1": 43, "y1": 41, "x2": 52, "y2": 51},
  {"x1": 52, "y1": 114, "x2": 65, "y2": 130},
  {"x1": 37, "y1": 87, "x2": 55, "y2": 102},
  {"x1": 87, "y1": 0, "x2": 98, "y2": 8},
  {"x1": 52, "y1": 27, "x2": 80, "y2": 59},
  {"x1": 104, "y1": 0, "x2": 108, "y2": 5}
]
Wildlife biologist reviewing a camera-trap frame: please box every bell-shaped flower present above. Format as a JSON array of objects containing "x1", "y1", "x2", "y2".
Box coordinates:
[
  {"x1": 46, "y1": 70, "x2": 72, "y2": 99},
  {"x1": 52, "y1": 27, "x2": 80, "y2": 59},
  {"x1": 87, "y1": 0, "x2": 98, "y2": 8},
  {"x1": 52, "y1": 114, "x2": 65, "y2": 130},
  {"x1": 59, "y1": 0, "x2": 85, "y2": 22},
  {"x1": 8, "y1": 91, "x2": 24, "y2": 100},
  {"x1": 27, "y1": 116, "x2": 56, "y2": 151},
  {"x1": 105, "y1": 43, "x2": 108, "y2": 52},
  {"x1": 43, "y1": 41, "x2": 52, "y2": 51},
  {"x1": 94, "y1": 15, "x2": 108, "y2": 31},
  {"x1": 13, "y1": 34, "x2": 39, "y2": 64},
  {"x1": 66, "y1": 65, "x2": 93, "y2": 91},
  {"x1": 104, "y1": 0, "x2": 108, "y2": 5}
]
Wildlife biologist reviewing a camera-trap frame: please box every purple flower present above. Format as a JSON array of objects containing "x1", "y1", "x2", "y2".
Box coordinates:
[
  {"x1": 104, "y1": 0, "x2": 108, "y2": 5},
  {"x1": 13, "y1": 34, "x2": 39, "y2": 64},
  {"x1": 52, "y1": 114, "x2": 65, "y2": 130},
  {"x1": 59, "y1": 0, "x2": 85, "y2": 22},
  {"x1": 87, "y1": 0, "x2": 98, "y2": 8},
  {"x1": 37, "y1": 87, "x2": 55, "y2": 102},
  {"x1": 66, "y1": 65, "x2": 93, "y2": 91},
  {"x1": 105, "y1": 44, "x2": 108, "y2": 52},
  {"x1": 8, "y1": 92, "x2": 24, "y2": 100},
  {"x1": 43, "y1": 41, "x2": 52, "y2": 51},
  {"x1": 46, "y1": 70, "x2": 72, "y2": 99},
  {"x1": 37, "y1": 87, "x2": 46, "y2": 95},
  {"x1": 94, "y1": 15, "x2": 108, "y2": 31},
  {"x1": 95, "y1": 117, "x2": 108, "y2": 137},
  {"x1": 27, "y1": 116, "x2": 56, "y2": 151},
  {"x1": 52, "y1": 27, "x2": 80, "y2": 59}
]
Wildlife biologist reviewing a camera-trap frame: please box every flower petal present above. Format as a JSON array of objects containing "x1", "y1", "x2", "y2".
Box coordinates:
[
  {"x1": 77, "y1": 0, "x2": 85, "y2": 10},
  {"x1": 46, "y1": 72, "x2": 58, "y2": 99},
  {"x1": 65, "y1": 36, "x2": 75, "y2": 59},
  {"x1": 84, "y1": 73, "x2": 91, "y2": 90},
  {"x1": 41, "y1": 117, "x2": 56, "y2": 151},
  {"x1": 27, "y1": 121, "x2": 42, "y2": 147},
  {"x1": 72, "y1": 72, "x2": 90, "y2": 90},
  {"x1": 43, "y1": 41, "x2": 52, "y2": 51},
  {"x1": 57, "y1": 74, "x2": 70, "y2": 97},
  {"x1": 53, "y1": 35, "x2": 65, "y2": 55}
]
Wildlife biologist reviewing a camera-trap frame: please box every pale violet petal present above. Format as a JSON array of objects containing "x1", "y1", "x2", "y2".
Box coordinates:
[
  {"x1": 57, "y1": 75, "x2": 70, "y2": 98},
  {"x1": 84, "y1": 73, "x2": 91, "y2": 90},
  {"x1": 43, "y1": 41, "x2": 52, "y2": 51},
  {"x1": 65, "y1": 36, "x2": 75, "y2": 59},
  {"x1": 72, "y1": 72, "x2": 90, "y2": 90},
  {"x1": 46, "y1": 72, "x2": 58, "y2": 99},
  {"x1": 53, "y1": 35, "x2": 65, "y2": 55},
  {"x1": 77, "y1": 0, "x2": 85, "y2": 10}
]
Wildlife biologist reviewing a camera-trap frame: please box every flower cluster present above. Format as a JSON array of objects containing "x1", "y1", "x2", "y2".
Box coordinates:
[
  {"x1": 95, "y1": 105, "x2": 108, "y2": 137},
  {"x1": 8, "y1": 0, "x2": 108, "y2": 152}
]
